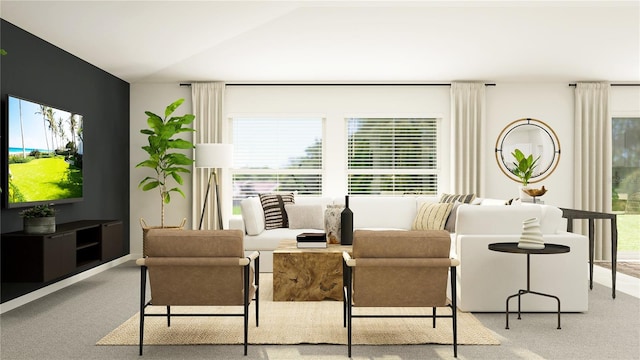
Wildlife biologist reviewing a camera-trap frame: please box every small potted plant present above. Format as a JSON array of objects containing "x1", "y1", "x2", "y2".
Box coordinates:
[{"x1": 20, "y1": 204, "x2": 57, "y2": 234}]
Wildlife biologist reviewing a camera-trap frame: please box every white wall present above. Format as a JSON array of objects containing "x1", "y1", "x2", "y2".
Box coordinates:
[
  {"x1": 129, "y1": 82, "x2": 640, "y2": 256},
  {"x1": 486, "y1": 83, "x2": 575, "y2": 207}
]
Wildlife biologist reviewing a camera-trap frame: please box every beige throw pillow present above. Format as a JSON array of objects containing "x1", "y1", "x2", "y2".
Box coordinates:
[
  {"x1": 285, "y1": 204, "x2": 324, "y2": 230},
  {"x1": 412, "y1": 202, "x2": 454, "y2": 230}
]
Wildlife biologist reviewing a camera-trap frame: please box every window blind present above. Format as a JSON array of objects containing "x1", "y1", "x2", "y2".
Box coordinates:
[{"x1": 347, "y1": 118, "x2": 439, "y2": 195}]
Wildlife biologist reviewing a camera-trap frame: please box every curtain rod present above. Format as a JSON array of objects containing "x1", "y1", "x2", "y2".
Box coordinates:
[
  {"x1": 568, "y1": 83, "x2": 640, "y2": 87},
  {"x1": 179, "y1": 82, "x2": 496, "y2": 87}
]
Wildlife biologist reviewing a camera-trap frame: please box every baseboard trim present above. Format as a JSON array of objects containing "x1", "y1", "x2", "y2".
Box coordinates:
[{"x1": 0, "y1": 255, "x2": 133, "y2": 314}]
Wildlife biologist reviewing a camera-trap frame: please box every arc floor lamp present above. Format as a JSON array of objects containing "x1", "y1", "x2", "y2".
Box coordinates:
[{"x1": 195, "y1": 143, "x2": 233, "y2": 230}]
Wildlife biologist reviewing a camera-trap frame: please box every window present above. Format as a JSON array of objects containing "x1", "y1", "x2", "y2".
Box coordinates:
[
  {"x1": 346, "y1": 118, "x2": 439, "y2": 195},
  {"x1": 611, "y1": 117, "x2": 640, "y2": 256},
  {"x1": 231, "y1": 117, "x2": 323, "y2": 213}
]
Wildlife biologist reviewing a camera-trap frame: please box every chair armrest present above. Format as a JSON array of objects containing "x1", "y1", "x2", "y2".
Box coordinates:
[
  {"x1": 343, "y1": 251, "x2": 356, "y2": 267},
  {"x1": 450, "y1": 258, "x2": 460, "y2": 267},
  {"x1": 136, "y1": 258, "x2": 146, "y2": 266},
  {"x1": 240, "y1": 251, "x2": 260, "y2": 265}
]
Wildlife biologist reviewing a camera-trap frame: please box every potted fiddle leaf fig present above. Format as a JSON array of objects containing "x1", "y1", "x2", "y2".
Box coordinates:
[
  {"x1": 510, "y1": 148, "x2": 539, "y2": 187},
  {"x1": 136, "y1": 98, "x2": 195, "y2": 228},
  {"x1": 20, "y1": 204, "x2": 56, "y2": 234}
]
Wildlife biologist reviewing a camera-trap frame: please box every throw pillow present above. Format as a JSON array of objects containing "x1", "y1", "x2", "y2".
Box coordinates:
[
  {"x1": 412, "y1": 202, "x2": 454, "y2": 230},
  {"x1": 285, "y1": 204, "x2": 324, "y2": 230},
  {"x1": 259, "y1": 193, "x2": 295, "y2": 230},
  {"x1": 240, "y1": 197, "x2": 266, "y2": 236},
  {"x1": 444, "y1": 201, "x2": 462, "y2": 233},
  {"x1": 440, "y1": 193, "x2": 476, "y2": 204}
]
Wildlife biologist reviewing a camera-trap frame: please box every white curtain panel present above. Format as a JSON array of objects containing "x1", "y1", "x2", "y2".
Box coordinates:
[
  {"x1": 191, "y1": 82, "x2": 226, "y2": 230},
  {"x1": 574, "y1": 82, "x2": 612, "y2": 260},
  {"x1": 450, "y1": 82, "x2": 486, "y2": 195}
]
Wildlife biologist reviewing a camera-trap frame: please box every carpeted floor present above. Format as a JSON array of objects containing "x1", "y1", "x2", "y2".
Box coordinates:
[
  {"x1": 595, "y1": 261, "x2": 640, "y2": 279},
  {"x1": 97, "y1": 274, "x2": 499, "y2": 346}
]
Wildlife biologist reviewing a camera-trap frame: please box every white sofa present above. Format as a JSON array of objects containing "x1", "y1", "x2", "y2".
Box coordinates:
[
  {"x1": 453, "y1": 204, "x2": 588, "y2": 312},
  {"x1": 230, "y1": 195, "x2": 589, "y2": 312}
]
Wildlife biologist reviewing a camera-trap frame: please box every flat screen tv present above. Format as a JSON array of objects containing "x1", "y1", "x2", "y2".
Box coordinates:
[{"x1": 3, "y1": 94, "x2": 83, "y2": 208}]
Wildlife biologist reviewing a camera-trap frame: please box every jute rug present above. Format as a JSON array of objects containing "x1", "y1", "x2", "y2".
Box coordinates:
[{"x1": 97, "y1": 274, "x2": 499, "y2": 346}]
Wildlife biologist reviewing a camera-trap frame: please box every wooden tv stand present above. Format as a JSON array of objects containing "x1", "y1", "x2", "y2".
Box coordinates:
[{"x1": 1, "y1": 220, "x2": 123, "y2": 283}]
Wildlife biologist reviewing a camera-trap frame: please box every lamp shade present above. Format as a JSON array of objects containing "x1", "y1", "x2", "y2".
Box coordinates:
[{"x1": 195, "y1": 143, "x2": 233, "y2": 169}]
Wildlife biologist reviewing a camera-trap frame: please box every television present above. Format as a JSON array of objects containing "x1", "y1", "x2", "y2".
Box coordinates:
[{"x1": 3, "y1": 94, "x2": 83, "y2": 208}]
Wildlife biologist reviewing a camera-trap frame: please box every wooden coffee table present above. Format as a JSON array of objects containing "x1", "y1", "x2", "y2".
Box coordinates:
[{"x1": 273, "y1": 239, "x2": 352, "y2": 301}]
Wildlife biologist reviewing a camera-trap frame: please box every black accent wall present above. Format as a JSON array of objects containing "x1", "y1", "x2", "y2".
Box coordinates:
[{"x1": 0, "y1": 19, "x2": 130, "y2": 302}]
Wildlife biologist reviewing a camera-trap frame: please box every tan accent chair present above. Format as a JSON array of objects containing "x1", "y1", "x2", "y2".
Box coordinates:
[
  {"x1": 342, "y1": 230, "x2": 460, "y2": 358},
  {"x1": 136, "y1": 229, "x2": 260, "y2": 356}
]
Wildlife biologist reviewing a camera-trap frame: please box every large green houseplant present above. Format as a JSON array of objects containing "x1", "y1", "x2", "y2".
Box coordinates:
[{"x1": 136, "y1": 98, "x2": 195, "y2": 228}]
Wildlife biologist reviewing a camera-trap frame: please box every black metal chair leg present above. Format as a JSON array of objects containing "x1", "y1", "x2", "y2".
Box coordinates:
[
  {"x1": 451, "y1": 266, "x2": 458, "y2": 358},
  {"x1": 139, "y1": 266, "x2": 147, "y2": 356},
  {"x1": 166, "y1": 306, "x2": 171, "y2": 327},
  {"x1": 343, "y1": 287, "x2": 347, "y2": 328},
  {"x1": 244, "y1": 264, "x2": 250, "y2": 355},
  {"x1": 432, "y1": 307, "x2": 436, "y2": 328}
]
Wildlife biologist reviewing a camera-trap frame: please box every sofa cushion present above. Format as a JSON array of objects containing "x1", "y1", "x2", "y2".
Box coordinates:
[
  {"x1": 481, "y1": 198, "x2": 510, "y2": 205},
  {"x1": 440, "y1": 193, "x2": 476, "y2": 204},
  {"x1": 347, "y1": 196, "x2": 417, "y2": 230},
  {"x1": 285, "y1": 204, "x2": 324, "y2": 230},
  {"x1": 412, "y1": 202, "x2": 454, "y2": 230},
  {"x1": 444, "y1": 201, "x2": 463, "y2": 232},
  {"x1": 456, "y1": 204, "x2": 542, "y2": 234},
  {"x1": 259, "y1": 193, "x2": 295, "y2": 230},
  {"x1": 240, "y1": 197, "x2": 265, "y2": 236},
  {"x1": 540, "y1": 205, "x2": 563, "y2": 233}
]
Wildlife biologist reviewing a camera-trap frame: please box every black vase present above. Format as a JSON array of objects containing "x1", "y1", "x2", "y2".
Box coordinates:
[{"x1": 341, "y1": 195, "x2": 353, "y2": 245}]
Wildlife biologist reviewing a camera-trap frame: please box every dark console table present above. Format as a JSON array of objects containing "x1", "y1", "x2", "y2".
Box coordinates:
[
  {"x1": 559, "y1": 208, "x2": 618, "y2": 298},
  {"x1": 489, "y1": 242, "x2": 570, "y2": 330},
  {"x1": 1, "y1": 220, "x2": 123, "y2": 283}
]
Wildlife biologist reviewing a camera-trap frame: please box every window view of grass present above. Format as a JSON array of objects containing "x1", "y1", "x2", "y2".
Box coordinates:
[
  {"x1": 612, "y1": 117, "x2": 639, "y2": 256},
  {"x1": 617, "y1": 214, "x2": 639, "y2": 253}
]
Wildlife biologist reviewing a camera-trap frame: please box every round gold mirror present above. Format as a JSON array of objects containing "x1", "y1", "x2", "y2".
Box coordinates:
[{"x1": 495, "y1": 118, "x2": 561, "y2": 184}]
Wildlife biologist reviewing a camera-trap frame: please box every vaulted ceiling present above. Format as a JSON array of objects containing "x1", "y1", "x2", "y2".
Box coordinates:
[{"x1": 2, "y1": 1, "x2": 639, "y2": 84}]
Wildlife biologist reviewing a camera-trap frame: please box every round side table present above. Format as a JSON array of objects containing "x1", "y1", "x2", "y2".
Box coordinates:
[{"x1": 488, "y1": 242, "x2": 570, "y2": 330}]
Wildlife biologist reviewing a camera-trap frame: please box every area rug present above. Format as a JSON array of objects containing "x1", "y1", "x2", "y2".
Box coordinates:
[{"x1": 97, "y1": 274, "x2": 499, "y2": 347}]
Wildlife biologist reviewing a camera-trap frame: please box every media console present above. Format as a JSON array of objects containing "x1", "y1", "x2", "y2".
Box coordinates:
[{"x1": 1, "y1": 220, "x2": 123, "y2": 283}]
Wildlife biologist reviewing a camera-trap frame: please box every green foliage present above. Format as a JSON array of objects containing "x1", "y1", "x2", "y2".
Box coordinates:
[
  {"x1": 9, "y1": 154, "x2": 32, "y2": 164},
  {"x1": 19, "y1": 204, "x2": 56, "y2": 218},
  {"x1": 510, "y1": 149, "x2": 539, "y2": 186},
  {"x1": 9, "y1": 157, "x2": 82, "y2": 202},
  {"x1": 136, "y1": 98, "x2": 195, "y2": 227},
  {"x1": 0, "y1": 49, "x2": 6, "y2": 56},
  {"x1": 619, "y1": 169, "x2": 640, "y2": 195}
]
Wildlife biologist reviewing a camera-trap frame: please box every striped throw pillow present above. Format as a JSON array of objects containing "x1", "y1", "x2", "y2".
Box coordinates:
[
  {"x1": 259, "y1": 193, "x2": 295, "y2": 230},
  {"x1": 439, "y1": 193, "x2": 476, "y2": 204},
  {"x1": 412, "y1": 202, "x2": 454, "y2": 230}
]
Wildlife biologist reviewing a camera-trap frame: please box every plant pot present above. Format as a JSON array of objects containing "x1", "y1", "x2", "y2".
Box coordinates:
[{"x1": 24, "y1": 217, "x2": 56, "y2": 234}]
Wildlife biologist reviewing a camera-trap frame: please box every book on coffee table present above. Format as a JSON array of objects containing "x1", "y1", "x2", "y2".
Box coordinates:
[
  {"x1": 296, "y1": 232, "x2": 327, "y2": 248},
  {"x1": 296, "y1": 232, "x2": 326, "y2": 242},
  {"x1": 297, "y1": 241, "x2": 328, "y2": 248}
]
